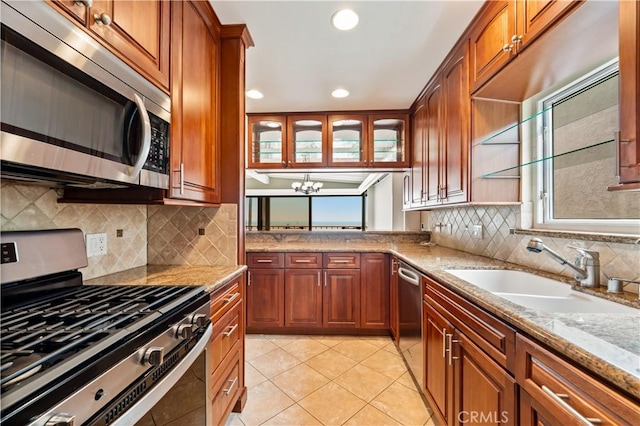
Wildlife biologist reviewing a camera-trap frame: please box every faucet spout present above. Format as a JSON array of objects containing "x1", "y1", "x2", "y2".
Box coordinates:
[{"x1": 526, "y1": 238, "x2": 598, "y2": 286}]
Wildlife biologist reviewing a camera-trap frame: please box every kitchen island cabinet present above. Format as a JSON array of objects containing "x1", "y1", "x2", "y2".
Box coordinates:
[
  {"x1": 284, "y1": 269, "x2": 323, "y2": 328},
  {"x1": 246, "y1": 264, "x2": 285, "y2": 329},
  {"x1": 360, "y1": 253, "x2": 390, "y2": 330}
]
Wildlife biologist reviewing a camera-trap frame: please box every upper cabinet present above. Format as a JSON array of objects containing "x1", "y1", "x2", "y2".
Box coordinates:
[
  {"x1": 469, "y1": 0, "x2": 579, "y2": 92},
  {"x1": 616, "y1": 0, "x2": 640, "y2": 186},
  {"x1": 48, "y1": 0, "x2": 171, "y2": 92},
  {"x1": 246, "y1": 112, "x2": 409, "y2": 170}
]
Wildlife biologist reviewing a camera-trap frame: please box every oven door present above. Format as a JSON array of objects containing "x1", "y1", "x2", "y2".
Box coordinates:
[{"x1": 115, "y1": 325, "x2": 212, "y2": 426}]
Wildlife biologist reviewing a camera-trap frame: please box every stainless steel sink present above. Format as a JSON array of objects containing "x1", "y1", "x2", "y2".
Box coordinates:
[{"x1": 444, "y1": 269, "x2": 638, "y2": 314}]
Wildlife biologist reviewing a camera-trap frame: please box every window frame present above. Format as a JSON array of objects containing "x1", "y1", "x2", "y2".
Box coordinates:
[{"x1": 534, "y1": 60, "x2": 639, "y2": 234}]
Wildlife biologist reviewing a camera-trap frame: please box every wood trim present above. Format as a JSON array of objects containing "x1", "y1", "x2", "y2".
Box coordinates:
[
  {"x1": 220, "y1": 24, "x2": 255, "y2": 48},
  {"x1": 247, "y1": 109, "x2": 410, "y2": 117}
]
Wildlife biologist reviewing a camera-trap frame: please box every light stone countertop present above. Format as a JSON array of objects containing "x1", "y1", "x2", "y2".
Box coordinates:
[
  {"x1": 85, "y1": 265, "x2": 247, "y2": 294},
  {"x1": 247, "y1": 241, "x2": 640, "y2": 399}
]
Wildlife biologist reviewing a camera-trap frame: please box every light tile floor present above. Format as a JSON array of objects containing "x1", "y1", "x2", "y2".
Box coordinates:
[{"x1": 227, "y1": 335, "x2": 437, "y2": 426}]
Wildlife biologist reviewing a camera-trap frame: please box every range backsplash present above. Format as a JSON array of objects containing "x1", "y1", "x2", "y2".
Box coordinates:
[
  {"x1": 1, "y1": 182, "x2": 147, "y2": 280},
  {"x1": 428, "y1": 205, "x2": 640, "y2": 292}
]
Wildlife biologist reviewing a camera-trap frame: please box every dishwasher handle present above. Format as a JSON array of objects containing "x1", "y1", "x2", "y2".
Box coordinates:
[{"x1": 398, "y1": 267, "x2": 420, "y2": 286}]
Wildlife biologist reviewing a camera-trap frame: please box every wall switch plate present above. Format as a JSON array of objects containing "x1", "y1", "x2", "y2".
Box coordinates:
[
  {"x1": 471, "y1": 224, "x2": 483, "y2": 240},
  {"x1": 86, "y1": 233, "x2": 107, "y2": 257}
]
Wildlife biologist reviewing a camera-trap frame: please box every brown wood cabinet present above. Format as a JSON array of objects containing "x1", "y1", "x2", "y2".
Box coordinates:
[
  {"x1": 323, "y1": 269, "x2": 360, "y2": 328},
  {"x1": 208, "y1": 274, "x2": 246, "y2": 425},
  {"x1": 48, "y1": 0, "x2": 170, "y2": 91},
  {"x1": 169, "y1": 0, "x2": 220, "y2": 204},
  {"x1": 469, "y1": 0, "x2": 579, "y2": 92},
  {"x1": 360, "y1": 253, "x2": 389, "y2": 329},
  {"x1": 246, "y1": 268, "x2": 284, "y2": 328},
  {"x1": 616, "y1": 0, "x2": 640, "y2": 186},
  {"x1": 410, "y1": 97, "x2": 427, "y2": 207},
  {"x1": 423, "y1": 276, "x2": 517, "y2": 425},
  {"x1": 284, "y1": 269, "x2": 323, "y2": 328},
  {"x1": 516, "y1": 334, "x2": 640, "y2": 425},
  {"x1": 246, "y1": 112, "x2": 408, "y2": 170}
]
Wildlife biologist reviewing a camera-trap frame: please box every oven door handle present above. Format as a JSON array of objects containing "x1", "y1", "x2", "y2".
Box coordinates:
[
  {"x1": 398, "y1": 267, "x2": 420, "y2": 286},
  {"x1": 112, "y1": 323, "x2": 213, "y2": 426}
]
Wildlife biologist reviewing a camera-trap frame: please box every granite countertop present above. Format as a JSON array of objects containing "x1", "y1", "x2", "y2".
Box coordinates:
[
  {"x1": 85, "y1": 264, "x2": 247, "y2": 294},
  {"x1": 247, "y1": 241, "x2": 640, "y2": 399}
]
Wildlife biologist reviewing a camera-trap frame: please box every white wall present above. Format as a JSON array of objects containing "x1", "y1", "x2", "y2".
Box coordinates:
[{"x1": 367, "y1": 173, "x2": 421, "y2": 231}]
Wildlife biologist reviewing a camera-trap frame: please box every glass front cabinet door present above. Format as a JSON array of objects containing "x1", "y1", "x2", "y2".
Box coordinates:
[
  {"x1": 328, "y1": 115, "x2": 368, "y2": 167},
  {"x1": 247, "y1": 116, "x2": 287, "y2": 169},
  {"x1": 369, "y1": 114, "x2": 409, "y2": 167},
  {"x1": 287, "y1": 115, "x2": 328, "y2": 167}
]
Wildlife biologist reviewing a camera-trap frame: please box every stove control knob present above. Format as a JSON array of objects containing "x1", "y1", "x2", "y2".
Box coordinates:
[
  {"x1": 45, "y1": 413, "x2": 76, "y2": 426},
  {"x1": 143, "y1": 347, "x2": 164, "y2": 366},
  {"x1": 190, "y1": 313, "x2": 207, "y2": 327},
  {"x1": 176, "y1": 324, "x2": 193, "y2": 339}
]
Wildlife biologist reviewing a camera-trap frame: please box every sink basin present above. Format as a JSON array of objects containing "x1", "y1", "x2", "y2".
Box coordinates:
[{"x1": 445, "y1": 269, "x2": 638, "y2": 314}]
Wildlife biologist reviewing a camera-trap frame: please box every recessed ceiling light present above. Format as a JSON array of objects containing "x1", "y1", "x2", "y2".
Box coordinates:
[
  {"x1": 332, "y1": 88, "x2": 350, "y2": 98},
  {"x1": 331, "y1": 9, "x2": 359, "y2": 31},
  {"x1": 246, "y1": 89, "x2": 264, "y2": 99}
]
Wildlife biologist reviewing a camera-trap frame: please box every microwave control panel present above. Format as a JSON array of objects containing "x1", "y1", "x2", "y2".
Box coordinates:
[{"x1": 144, "y1": 114, "x2": 170, "y2": 175}]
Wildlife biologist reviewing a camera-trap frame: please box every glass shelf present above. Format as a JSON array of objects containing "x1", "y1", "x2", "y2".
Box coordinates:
[
  {"x1": 481, "y1": 139, "x2": 614, "y2": 178},
  {"x1": 481, "y1": 106, "x2": 552, "y2": 145}
]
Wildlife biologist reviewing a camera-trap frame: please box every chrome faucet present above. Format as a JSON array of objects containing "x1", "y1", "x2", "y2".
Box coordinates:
[{"x1": 526, "y1": 238, "x2": 600, "y2": 287}]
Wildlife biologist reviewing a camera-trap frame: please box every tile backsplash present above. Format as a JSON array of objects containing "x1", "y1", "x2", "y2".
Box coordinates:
[
  {"x1": 429, "y1": 205, "x2": 640, "y2": 292},
  {"x1": 1, "y1": 182, "x2": 147, "y2": 279},
  {"x1": 147, "y1": 204, "x2": 238, "y2": 266}
]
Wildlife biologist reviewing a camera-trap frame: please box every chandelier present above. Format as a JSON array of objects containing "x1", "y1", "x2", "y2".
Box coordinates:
[{"x1": 291, "y1": 173, "x2": 323, "y2": 194}]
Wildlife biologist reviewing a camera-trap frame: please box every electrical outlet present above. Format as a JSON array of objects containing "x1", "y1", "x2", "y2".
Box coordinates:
[
  {"x1": 471, "y1": 224, "x2": 483, "y2": 240},
  {"x1": 444, "y1": 223, "x2": 452, "y2": 234},
  {"x1": 86, "y1": 233, "x2": 107, "y2": 257}
]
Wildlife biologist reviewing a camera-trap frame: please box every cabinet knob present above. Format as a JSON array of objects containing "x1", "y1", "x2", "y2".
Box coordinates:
[
  {"x1": 94, "y1": 12, "x2": 112, "y2": 26},
  {"x1": 511, "y1": 34, "x2": 523, "y2": 44},
  {"x1": 502, "y1": 43, "x2": 513, "y2": 53},
  {"x1": 74, "y1": 0, "x2": 92, "y2": 7}
]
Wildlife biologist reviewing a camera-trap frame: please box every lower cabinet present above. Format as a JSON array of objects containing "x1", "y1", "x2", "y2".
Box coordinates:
[
  {"x1": 423, "y1": 276, "x2": 517, "y2": 426},
  {"x1": 246, "y1": 252, "x2": 388, "y2": 333},
  {"x1": 208, "y1": 274, "x2": 246, "y2": 425}
]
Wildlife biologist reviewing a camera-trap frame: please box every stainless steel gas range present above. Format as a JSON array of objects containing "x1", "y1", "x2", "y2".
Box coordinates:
[{"x1": 0, "y1": 229, "x2": 212, "y2": 425}]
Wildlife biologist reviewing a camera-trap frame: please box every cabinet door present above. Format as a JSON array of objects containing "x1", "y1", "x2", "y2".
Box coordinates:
[
  {"x1": 618, "y1": 0, "x2": 640, "y2": 184},
  {"x1": 441, "y1": 41, "x2": 470, "y2": 205},
  {"x1": 88, "y1": 0, "x2": 170, "y2": 91},
  {"x1": 469, "y1": 1, "x2": 517, "y2": 91},
  {"x1": 360, "y1": 254, "x2": 389, "y2": 329},
  {"x1": 410, "y1": 98, "x2": 426, "y2": 207},
  {"x1": 389, "y1": 257, "x2": 399, "y2": 340},
  {"x1": 246, "y1": 269, "x2": 284, "y2": 328},
  {"x1": 170, "y1": 0, "x2": 220, "y2": 203},
  {"x1": 328, "y1": 115, "x2": 368, "y2": 167},
  {"x1": 369, "y1": 114, "x2": 409, "y2": 167},
  {"x1": 284, "y1": 269, "x2": 323, "y2": 328},
  {"x1": 287, "y1": 115, "x2": 327, "y2": 167},
  {"x1": 323, "y1": 269, "x2": 360, "y2": 328},
  {"x1": 423, "y1": 300, "x2": 454, "y2": 424},
  {"x1": 49, "y1": 0, "x2": 88, "y2": 25},
  {"x1": 517, "y1": 0, "x2": 579, "y2": 49},
  {"x1": 424, "y1": 81, "x2": 443, "y2": 206},
  {"x1": 453, "y1": 332, "x2": 517, "y2": 426},
  {"x1": 247, "y1": 116, "x2": 287, "y2": 169},
  {"x1": 519, "y1": 390, "x2": 560, "y2": 426}
]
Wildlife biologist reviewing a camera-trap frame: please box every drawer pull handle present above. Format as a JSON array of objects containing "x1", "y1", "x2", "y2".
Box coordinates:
[
  {"x1": 446, "y1": 334, "x2": 459, "y2": 366},
  {"x1": 222, "y1": 376, "x2": 238, "y2": 395},
  {"x1": 332, "y1": 259, "x2": 352, "y2": 263},
  {"x1": 541, "y1": 385, "x2": 601, "y2": 425},
  {"x1": 223, "y1": 323, "x2": 238, "y2": 337},
  {"x1": 224, "y1": 292, "x2": 240, "y2": 304},
  {"x1": 295, "y1": 259, "x2": 312, "y2": 263},
  {"x1": 256, "y1": 259, "x2": 273, "y2": 263},
  {"x1": 442, "y1": 327, "x2": 447, "y2": 358}
]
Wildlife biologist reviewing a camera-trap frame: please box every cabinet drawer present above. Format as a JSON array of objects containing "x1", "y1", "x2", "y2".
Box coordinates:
[
  {"x1": 424, "y1": 276, "x2": 516, "y2": 372},
  {"x1": 323, "y1": 253, "x2": 361, "y2": 269},
  {"x1": 210, "y1": 300, "x2": 242, "y2": 370},
  {"x1": 210, "y1": 277, "x2": 241, "y2": 323},
  {"x1": 285, "y1": 253, "x2": 322, "y2": 268},
  {"x1": 247, "y1": 252, "x2": 285, "y2": 268},
  {"x1": 210, "y1": 350, "x2": 241, "y2": 426},
  {"x1": 516, "y1": 335, "x2": 640, "y2": 425}
]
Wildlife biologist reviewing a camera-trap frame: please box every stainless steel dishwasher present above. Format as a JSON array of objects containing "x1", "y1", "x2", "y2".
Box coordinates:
[{"x1": 397, "y1": 261, "x2": 423, "y2": 389}]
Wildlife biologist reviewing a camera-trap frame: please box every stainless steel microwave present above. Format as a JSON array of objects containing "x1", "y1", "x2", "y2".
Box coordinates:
[{"x1": 0, "y1": 0, "x2": 170, "y2": 189}]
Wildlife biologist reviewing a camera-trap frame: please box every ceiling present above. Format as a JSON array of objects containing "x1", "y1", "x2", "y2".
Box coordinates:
[{"x1": 211, "y1": 1, "x2": 483, "y2": 113}]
